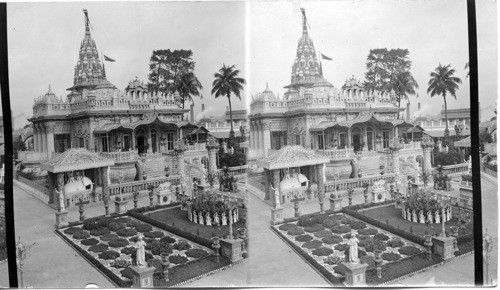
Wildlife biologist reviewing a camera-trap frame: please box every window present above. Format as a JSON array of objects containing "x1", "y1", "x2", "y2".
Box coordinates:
[
  {"x1": 295, "y1": 135, "x2": 301, "y2": 146},
  {"x1": 101, "y1": 136, "x2": 108, "y2": 152},
  {"x1": 123, "y1": 135, "x2": 131, "y2": 151},
  {"x1": 166, "y1": 132, "x2": 174, "y2": 151},
  {"x1": 54, "y1": 134, "x2": 71, "y2": 153},
  {"x1": 317, "y1": 134, "x2": 324, "y2": 150},
  {"x1": 339, "y1": 133, "x2": 347, "y2": 149},
  {"x1": 383, "y1": 130, "x2": 390, "y2": 148}
]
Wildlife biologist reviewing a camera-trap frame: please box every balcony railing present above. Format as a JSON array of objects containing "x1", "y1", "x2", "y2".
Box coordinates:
[
  {"x1": 324, "y1": 173, "x2": 395, "y2": 192},
  {"x1": 402, "y1": 141, "x2": 422, "y2": 150},
  {"x1": 316, "y1": 148, "x2": 353, "y2": 160},
  {"x1": 107, "y1": 175, "x2": 181, "y2": 196},
  {"x1": 217, "y1": 165, "x2": 249, "y2": 177},
  {"x1": 18, "y1": 151, "x2": 48, "y2": 162},
  {"x1": 100, "y1": 151, "x2": 139, "y2": 162},
  {"x1": 431, "y1": 163, "x2": 469, "y2": 176}
]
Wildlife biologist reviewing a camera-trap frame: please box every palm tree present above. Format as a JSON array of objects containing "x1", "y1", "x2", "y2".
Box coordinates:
[
  {"x1": 211, "y1": 64, "x2": 246, "y2": 146},
  {"x1": 170, "y1": 71, "x2": 203, "y2": 113},
  {"x1": 392, "y1": 71, "x2": 419, "y2": 119},
  {"x1": 427, "y1": 64, "x2": 462, "y2": 145}
]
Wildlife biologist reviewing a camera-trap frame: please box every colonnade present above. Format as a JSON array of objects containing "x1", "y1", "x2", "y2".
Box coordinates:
[{"x1": 33, "y1": 122, "x2": 55, "y2": 158}]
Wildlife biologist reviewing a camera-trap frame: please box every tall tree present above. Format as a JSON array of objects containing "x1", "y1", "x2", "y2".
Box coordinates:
[
  {"x1": 392, "y1": 71, "x2": 419, "y2": 119},
  {"x1": 211, "y1": 64, "x2": 245, "y2": 147},
  {"x1": 427, "y1": 64, "x2": 462, "y2": 145},
  {"x1": 364, "y1": 48, "x2": 389, "y2": 92},
  {"x1": 170, "y1": 71, "x2": 203, "y2": 110},
  {"x1": 147, "y1": 49, "x2": 196, "y2": 94}
]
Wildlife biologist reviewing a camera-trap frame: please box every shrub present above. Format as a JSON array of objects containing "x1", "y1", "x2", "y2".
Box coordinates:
[
  {"x1": 302, "y1": 240, "x2": 323, "y2": 249},
  {"x1": 312, "y1": 247, "x2": 334, "y2": 256},
  {"x1": 278, "y1": 223, "x2": 298, "y2": 231},
  {"x1": 373, "y1": 233, "x2": 390, "y2": 241},
  {"x1": 83, "y1": 219, "x2": 103, "y2": 230},
  {"x1": 114, "y1": 217, "x2": 131, "y2": 224},
  {"x1": 287, "y1": 228, "x2": 305, "y2": 236},
  {"x1": 330, "y1": 225, "x2": 351, "y2": 234},
  {"x1": 147, "y1": 258, "x2": 164, "y2": 272},
  {"x1": 357, "y1": 228, "x2": 378, "y2": 235},
  {"x1": 151, "y1": 240, "x2": 173, "y2": 255},
  {"x1": 108, "y1": 238, "x2": 129, "y2": 248},
  {"x1": 126, "y1": 219, "x2": 141, "y2": 228},
  {"x1": 304, "y1": 224, "x2": 325, "y2": 233},
  {"x1": 121, "y1": 267, "x2": 135, "y2": 280},
  {"x1": 382, "y1": 252, "x2": 401, "y2": 261},
  {"x1": 314, "y1": 230, "x2": 333, "y2": 238},
  {"x1": 398, "y1": 246, "x2": 421, "y2": 256},
  {"x1": 135, "y1": 224, "x2": 153, "y2": 233},
  {"x1": 88, "y1": 243, "x2": 109, "y2": 253},
  {"x1": 159, "y1": 236, "x2": 176, "y2": 245},
  {"x1": 297, "y1": 217, "x2": 316, "y2": 227},
  {"x1": 121, "y1": 247, "x2": 136, "y2": 255},
  {"x1": 343, "y1": 233, "x2": 352, "y2": 239},
  {"x1": 117, "y1": 228, "x2": 138, "y2": 237},
  {"x1": 349, "y1": 221, "x2": 367, "y2": 230},
  {"x1": 334, "y1": 243, "x2": 349, "y2": 251},
  {"x1": 357, "y1": 234, "x2": 369, "y2": 241},
  {"x1": 358, "y1": 249, "x2": 367, "y2": 258},
  {"x1": 330, "y1": 215, "x2": 344, "y2": 221},
  {"x1": 185, "y1": 248, "x2": 209, "y2": 259},
  {"x1": 387, "y1": 238, "x2": 405, "y2": 248},
  {"x1": 322, "y1": 219, "x2": 340, "y2": 228},
  {"x1": 90, "y1": 228, "x2": 111, "y2": 236},
  {"x1": 107, "y1": 222, "x2": 124, "y2": 232},
  {"x1": 364, "y1": 239, "x2": 387, "y2": 252},
  {"x1": 129, "y1": 236, "x2": 139, "y2": 243},
  {"x1": 98, "y1": 250, "x2": 120, "y2": 260},
  {"x1": 322, "y1": 235, "x2": 343, "y2": 245},
  {"x1": 173, "y1": 240, "x2": 191, "y2": 251},
  {"x1": 144, "y1": 231, "x2": 165, "y2": 239},
  {"x1": 100, "y1": 233, "x2": 119, "y2": 242},
  {"x1": 360, "y1": 255, "x2": 376, "y2": 268},
  {"x1": 64, "y1": 227, "x2": 83, "y2": 235},
  {"x1": 73, "y1": 231, "x2": 90, "y2": 240},
  {"x1": 81, "y1": 238, "x2": 99, "y2": 246},
  {"x1": 169, "y1": 255, "x2": 189, "y2": 264},
  {"x1": 110, "y1": 258, "x2": 131, "y2": 269},
  {"x1": 311, "y1": 214, "x2": 333, "y2": 225},
  {"x1": 295, "y1": 234, "x2": 314, "y2": 242},
  {"x1": 333, "y1": 265, "x2": 346, "y2": 275}
]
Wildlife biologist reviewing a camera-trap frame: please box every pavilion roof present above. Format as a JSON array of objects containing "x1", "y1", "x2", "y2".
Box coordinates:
[
  {"x1": 309, "y1": 111, "x2": 396, "y2": 132},
  {"x1": 40, "y1": 148, "x2": 115, "y2": 173},
  {"x1": 93, "y1": 114, "x2": 199, "y2": 133},
  {"x1": 257, "y1": 145, "x2": 330, "y2": 170},
  {"x1": 454, "y1": 136, "x2": 471, "y2": 148}
]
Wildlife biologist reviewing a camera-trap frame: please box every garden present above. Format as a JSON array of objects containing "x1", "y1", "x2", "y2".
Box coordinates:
[{"x1": 57, "y1": 214, "x2": 229, "y2": 287}]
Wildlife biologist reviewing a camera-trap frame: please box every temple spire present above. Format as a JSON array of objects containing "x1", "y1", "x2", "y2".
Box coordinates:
[
  {"x1": 300, "y1": 8, "x2": 308, "y2": 36},
  {"x1": 83, "y1": 9, "x2": 90, "y2": 34}
]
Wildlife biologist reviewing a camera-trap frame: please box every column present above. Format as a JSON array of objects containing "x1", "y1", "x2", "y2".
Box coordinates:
[
  {"x1": 264, "y1": 168, "x2": 271, "y2": 200},
  {"x1": 262, "y1": 121, "x2": 271, "y2": 156},
  {"x1": 317, "y1": 164, "x2": 325, "y2": 213},
  {"x1": 41, "y1": 125, "x2": 47, "y2": 153},
  {"x1": 250, "y1": 123, "x2": 255, "y2": 149},
  {"x1": 56, "y1": 172, "x2": 65, "y2": 207},
  {"x1": 48, "y1": 172, "x2": 55, "y2": 204},
  {"x1": 363, "y1": 123, "x2": 368, "y2": 150},
  {"x1": 45, "y1": 123, "x2": 55, "y2": 159},
  {"x1": 272, "y1": 169, "x2": 280, "y2": 207},
  {"x1": 206, "y1": 138, "x2": 219, "y2": 175},
  {"x1": 33, "y1": 127, "x2": 38, "y2": 152},
  {"x1": 147, "y1": 127, "x2": 153, "y2": 153},
  {"x1": 100, "y1": 166, "x2": 109, "y2": 199},
  {"x1": 421, "y1": 136, "x2": 434, "y2": 177},
  {"x1": 389, "y1": 138, "x2": 404, "y2": 190},
  {"x1": 37, "y1": 125, "x2": 42, "y2": 152}
]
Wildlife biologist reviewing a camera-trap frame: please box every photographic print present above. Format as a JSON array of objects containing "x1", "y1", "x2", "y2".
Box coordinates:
[{"x1": 1, "y1": 0, "x2": 498, "y2": 288}]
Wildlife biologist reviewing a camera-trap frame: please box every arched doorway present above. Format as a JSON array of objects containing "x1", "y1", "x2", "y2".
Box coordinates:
[
  {"x1": 352, "y1": 127, "x2": 362, "y2": 151},
  {"x1": 151, "y1": 129, "x2": 158, "y2": 153},
  {"x1": 366, "y1": 127, "x2": 373, "y2": 151},
  {"x1": 136, "y1": 129, "x2": 146, "y2": 154}
]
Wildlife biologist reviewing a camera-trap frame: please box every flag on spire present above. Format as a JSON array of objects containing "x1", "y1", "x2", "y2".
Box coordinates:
[
  {"x1": 321, "y1": 53, "x2": 332, "y2": 61},
  {"x1": 104, "y1": 55, "x2": 115, "y2": 62}
]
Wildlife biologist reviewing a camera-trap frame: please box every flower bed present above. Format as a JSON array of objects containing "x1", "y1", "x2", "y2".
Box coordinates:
[
  {"x1": 58, "y1": 215, "x2": 214, "y2": 286},
  {"x1": 273, "y1": 212, "x2": 426, "y2": 283}
]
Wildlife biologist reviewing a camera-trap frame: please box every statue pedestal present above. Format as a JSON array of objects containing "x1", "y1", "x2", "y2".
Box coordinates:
[
  {"x1": 114, "y1": 199, "x2": 128, "y2": 214},
  {"x1": 270, "y1": 206, "x2": 284, "y2": 225},
  {"x1": 371, "y1": 188, "x2": 386, "y2": 203},
  {"x1": 220, "y1": 238, "x2": 243, "y2": 262},
  {"x1": 339, "y1": 262, "x2": 368, "y2": 287},
  {"x1": 432, "y1": 236, "x2": 456, "y2": 260},
  {"x1": 329, "y1": 197, "x2": 343, "y2": 212},
  {"x1": 128, "y1": 266, "x2": 156, "y2": 288},
  {"x1": 156, "y1": 191, "x2": 175, "y2": 206},
  {"x1": 55, "y1": 211, "x2": 69, "y2": 229}
]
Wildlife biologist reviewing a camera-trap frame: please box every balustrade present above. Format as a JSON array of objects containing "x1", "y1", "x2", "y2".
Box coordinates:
[
  {"x1": 324, "y1": 174, "x2": 395, "y2": 192},
  {"x1": 18, "y1": 151, "x2": 49, "y2": 162},
  {"x1": 100, "y1": 151, "x2": 139, "y2": 162},
  {"x1": 108, "y1": 175, "x2": 181, "y2": 196},
  {"x1": 315, "y1": 148, "x2": 352, "y2": 160}
]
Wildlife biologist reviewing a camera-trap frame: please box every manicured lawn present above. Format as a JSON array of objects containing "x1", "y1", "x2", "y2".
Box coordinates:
[
  {"x1": 147, "y1": 207, "x2": 246, "y2": 239},
  {"x1": 361, "y1": 205, "x2": 473, "y2": 237}
]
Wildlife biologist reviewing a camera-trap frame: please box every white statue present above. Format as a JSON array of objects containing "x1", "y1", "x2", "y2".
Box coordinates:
[
  {"x1": 136, "y1": 236, "x2": 147, "y2": 267},
  {"x1": 270, "y1": 184, "x2": 280, "y2": 208},
  {"x1": 402, "y1": 206, "x2": 406, "y2": 219},
  {"x1": 233, "y1": 209, "x2": 238, "y2": 223},
  {"x1": 406, "y1": 208, "x2": 411, "y2": 221},
  {"x1": 412, "y1": 209, "x2": 417, "y2": 222},
  {"x1": 347, "y1": 232, "x2": 360, "y2": 263},
  {"x1": 447, "y1": 206, "x2": 452, "y2": 221},
  {"x1": 419, "y1": 210, "x2": 425, "y2": 224},
  {"x1": 188, "y1": 210, "x2": 192, "y2": 221},
  {"x1": 214, "y1": 213, "x2": 220, "y2": 226},
  {"x1": 57, "y1": 189, "x2": 65, "y2": 212},
  {"x1": 193, "y1": 210, "x2": 198, "y2": 224},
  {"x1": 435, "y1": 210, "x2": 441, "y2": 223},
  {"x1": 198, "y1": 212, "x2": 203, "y2": 225},
  {"x1": 206, "y1": 212, "x2": 212, "y2": 226},
  {"x1": 222, "y1": 212, "x2": 227, "y2": 226},
  {"x1": 427, "y1": 211, "x2": 433, "y2": 223}
]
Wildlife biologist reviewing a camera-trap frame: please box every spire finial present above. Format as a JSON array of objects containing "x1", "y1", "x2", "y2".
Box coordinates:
[
  {"x1": 266, "y1": 82, "x2": 269, "y2": 91},
  {"x1": 300, "y1": 8, "x2": 308, "y2": 36},
  {"x1": 83, "y1": 9, "x2": 90, "y2": 34}
]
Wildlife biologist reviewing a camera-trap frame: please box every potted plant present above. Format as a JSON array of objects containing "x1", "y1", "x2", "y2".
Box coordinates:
[{"x1": 379, "y1": 164, "x2": 385, "y2": 175}]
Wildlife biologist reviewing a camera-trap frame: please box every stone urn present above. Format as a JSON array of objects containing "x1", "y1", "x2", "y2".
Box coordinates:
[
  {"x1": 293, "y1": 199, "x2": 300, "y2": 217},
  {"x1": 450, "y1": 226, "x2": 459, "y2": 251},
  {"x1": 424, "y1": 234, "x2": 433, "y2": 260},
  {"x1": 211, "y1": 237, "x2": 221, "y2": 261},
  {"x1": 161, "y1": 252, "x2": 169, "y2": 264},
  {"x1": 347, "y1": 188, "x2": 354, "y2": 206},
  {"x1": 329, "y1": 194, "x2": 343, "y2": 212}
]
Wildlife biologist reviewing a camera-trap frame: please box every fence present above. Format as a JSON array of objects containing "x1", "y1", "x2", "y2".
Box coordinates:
[
  {"x1": 431, "y1": 163, "x2": 469, "y2": 176},
  {"x1": 217, "y1": 165, "x2": 249, "y2": 178},
  {"x1": 17, "y1": 175, "x2": 50, "y2": 196},
  {"x1": 66, "y1": 187, "x2": 104, "y2": 207},
  {"x1": 324, "y1": 173, "x2": 395, "y2": 192},
  {"x1": 107, "y1": 175, "x2": 181, "y2": 196}
]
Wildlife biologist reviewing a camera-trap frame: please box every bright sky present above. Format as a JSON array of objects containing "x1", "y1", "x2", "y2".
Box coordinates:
[
  {"x1": 7, "y1": 2, "x2": 246, "y2": 129},
  {"x1": 249, "y1": 0, "x2": 497, "y2": 122}
]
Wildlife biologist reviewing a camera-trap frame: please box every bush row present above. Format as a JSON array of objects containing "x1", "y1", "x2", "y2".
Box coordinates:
[{"x1": 271, "y1": 226, "x2": 343, "y2": 285}]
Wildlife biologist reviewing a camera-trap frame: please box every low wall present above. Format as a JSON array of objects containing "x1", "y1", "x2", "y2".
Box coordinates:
[{"x1": 13, "y1": 179, "x2": 50, "y2": 204}]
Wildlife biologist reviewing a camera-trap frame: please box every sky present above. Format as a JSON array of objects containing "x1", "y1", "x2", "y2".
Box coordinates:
[
  {"x1": 5, "y1": 0, "x2": 499, "y2": 130},
  {"x1": 7, "y1": 2, "x2": 247, "y2": 129},
  {"x1": 249, "y1": 0, "x2": 497, "y2": 122}
]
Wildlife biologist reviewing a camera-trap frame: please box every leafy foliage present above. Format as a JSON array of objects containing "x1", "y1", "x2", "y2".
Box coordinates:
[
  {"x1": 330, "y1": 225, "x2": 351, "y2": 234},
  {"x1": 108, "y1": 238, "x2": 129, "y2": 248},
  {"x1": 169, "y1": 254, "x2": 189, "y2": 264},
  {"x1": 90, "y1": 228, "x2": 111, "y2": 236},
  {"x1": 98, "y1": 250, "x2": 120, "y2": 260},
  {"x1": 312, "y1": 247, "x2": 334, "y2": 256},
  {"x1": 88, "y1": 243, "x2": 109, "y2": 253},
  {"x1": 382, "y1": 252, "x2": 401, "y2": 261},
  {"x1": 73, "y1": 231, "x2": 90, "y2": 240},
  {"x1": 387, "y1": 238, "x2": 405, "y2": 248},
  {"x1": 398, "y1": 246, "x2": 422, "y2": 256},
  {"x1": 278, "y1": 223, "x2": 299, "y2": 231},
  {"x1": 364, "y1": 238, "x2": 387, "y2": 252},
  {"x1": 144, "y1": 231, "x2": 165, "y2": 239},
  {"x1": 314, "y1": 230, "x2": 333, "y2": 238},
  {"x1": 185, "y1": 248, "x2": 209, "y2": 259},
  {"x1": 64, "y1": 227, "x2": 83, "y2": 235},
  {"x1": 173, "y1": 240, "x2": 192, "y2": 251},
  {"x1": 295, "y1": 234, "x2": 314, "y2": 242},
  {"x1": 117, "y1": 228, "x2": 138, "y2": 237},
  {"x1": 100, "y1": 233, "x2": 119, "y2": 242},
  {"x1": 302, "y1": 240, "x2": 323, "y2": 249},
  {"x1": 287, "y1": 227, "x2": 305, "y2": 236},
  {"x1": 81, "y1": 238, "x2": 99, "y2": 246},
  {"x1": 304, "y1": 224, "x2": 325, "y2": 233}
]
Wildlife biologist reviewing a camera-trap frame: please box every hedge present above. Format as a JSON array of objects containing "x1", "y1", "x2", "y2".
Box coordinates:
[
  {"x1": 295, "y1": 234, "x2": 314, "y2": 242},
  {"x1": 311, "y1": 247, "x2": 333, "y2": 256},
  {"x1": 322, "y1": 235, "x2": 343, "y2": 245},
  {"x1": 128, "y1": 211, "x2": 213, "y2": 249},
  {"x1": 278, "y1": 223, "x2": 298, "y2": 231},
  {"x1": 302, "y1": 240, "x2": 323, "y2": 249},
  {"x1": 169, "y1": 254, "x2": 189, "y2": 264},
  {"x1": 185, "y1": 248, "x2": 210, "y2": 259},
  {"x1": 314, "y1": 230, "x2": 333, "y2": 238},
  {"x1": 304, "y1": 224, "x2": 325, "y2": 233},
  {"x1": 287, "y1": 228, "x2": 305, "y2": 236},
  {"x1": 144, "y1": 231, "x2": 165, "y2": 239},
  {"x1": 271, "y1": 226, "x2": 343, "y2": 285},
  {"x1": 55, "y1": 230, "x2": 130, "y2": 287}
]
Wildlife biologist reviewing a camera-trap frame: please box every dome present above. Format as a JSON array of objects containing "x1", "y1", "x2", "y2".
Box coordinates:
[
  {"x1": 64, "y1": 177, "x2": 94, "y2": 193},
  {"x1": 279, "y1": 174, "x2": 302, "y2": 191},
  {"x1": 95, "y1": 79, "x2": 117, "y2": 89}
]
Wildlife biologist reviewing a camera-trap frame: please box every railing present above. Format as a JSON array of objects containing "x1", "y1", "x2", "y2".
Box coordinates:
[
  {"x1": 459, "y1": 180, "x2": 472, "y2": 189},
  {"x1": 100, "y1": 151, "x2": 139, "y2": 162},
  {"x1": 316, "y1": 148, "x2": 353, "y2": 160},
  {"x1": 402, "y1": 141, "x2": 421, "y2": 150},
  {"x1": 108, "y1": 175, "x2": 181, "y2": 196},
  {"x1": 431, "y1": 163, "x2": 469, "y2": 176},
  {"x1": 17, "y1": 175, "x2": 50, "y2": 195},
  {"x1": 18, "y1": 151, "x2": 48, "y2": 162},
  {"x1": 66, "y1": 187, "x2": 104, "y2": 207},
  {"x1": 216, "y1": 165, "x2": 249, "y2": 177},
  {"x1": 186, "y1": 143, "x2": 206, "y2": 151},
  {"x1": 324, "y1": 173, "x2": 395, "y2": 192}
]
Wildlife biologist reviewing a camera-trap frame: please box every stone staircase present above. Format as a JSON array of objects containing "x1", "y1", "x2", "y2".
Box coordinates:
[
  {"x1": 143, "y1": 153, "x2": 167, "y2": 179},
  {"x1": 359, "y1": 153, "x2": 385, "y2": 177}
]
